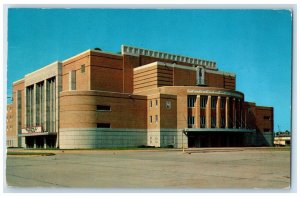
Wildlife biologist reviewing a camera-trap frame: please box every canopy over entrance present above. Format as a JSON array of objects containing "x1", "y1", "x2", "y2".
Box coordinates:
[{"x1": 183, "y1": 128, "x2": 256, "y2": 148}]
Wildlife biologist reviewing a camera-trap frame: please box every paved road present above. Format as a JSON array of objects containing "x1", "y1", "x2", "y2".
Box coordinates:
[{"x1": 5, "y1": 148, "x2": 290, "y2": 189}]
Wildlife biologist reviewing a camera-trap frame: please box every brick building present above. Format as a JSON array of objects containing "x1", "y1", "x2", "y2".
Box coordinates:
[{"x1": 6, "y1": 45, "x2": 274, "y2": 149}]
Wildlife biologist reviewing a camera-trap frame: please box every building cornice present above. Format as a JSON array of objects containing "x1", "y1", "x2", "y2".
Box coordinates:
[{"x1": 122, "y1": 45, "x2": 217, "y2": 70}]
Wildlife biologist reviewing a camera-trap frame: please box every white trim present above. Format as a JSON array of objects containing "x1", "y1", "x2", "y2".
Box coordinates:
[
  {"x1": 133, "y1": 61, "x2": 195, "y2": 72},
  {"x1": 205, "y1": 69, "x2": 235, "y2": 77},
  {"x1": 24, "y1": 61, "x2": 61, "y2": 78},
  {"x1": 122, "y1": 45, "x2": 217, "y2": 70},
  {"x1": 62, "y1": 49, "x2": 91, "y2": 63},
  {"x1": 62, "y1": 49, "x2": 122, "y2": 63},
  {"x1": 187, "y1": 89, "x2": 243, "y2": 98},
  {"x1": 13, "y1": 78, "x2": 24, "y2": 85},
  {"x1": 90, "y1": 49, "x2": 123, "y2": 57}
]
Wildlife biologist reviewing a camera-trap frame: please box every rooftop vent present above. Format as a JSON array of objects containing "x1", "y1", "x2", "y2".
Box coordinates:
[{"x1": 94, "y1": 48, "x2": 102, "y2": 51}]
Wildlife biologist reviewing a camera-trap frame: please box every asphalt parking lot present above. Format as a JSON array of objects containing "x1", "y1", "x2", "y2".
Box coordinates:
[{"x1": 5, "y1": 148, "x2": 290, "y2": 190}]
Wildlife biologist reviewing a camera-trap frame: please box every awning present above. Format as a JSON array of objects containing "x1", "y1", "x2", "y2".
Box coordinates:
[
  {"x1": 184, "y1": 128, "x2": 256, "y2": 133},
  {"x1": 18, "y1": 132, "x2": 57, "y2": 137}
]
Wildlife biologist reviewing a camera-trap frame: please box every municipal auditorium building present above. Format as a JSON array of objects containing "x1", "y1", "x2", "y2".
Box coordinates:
[{"x1": 6, "y1": 45, "x2": 274, "y2": 149}]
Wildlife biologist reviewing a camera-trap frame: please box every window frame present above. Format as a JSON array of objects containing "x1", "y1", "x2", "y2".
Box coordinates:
[{"x1": 81, "y1": 64, "x2": 85, "y2": 73}]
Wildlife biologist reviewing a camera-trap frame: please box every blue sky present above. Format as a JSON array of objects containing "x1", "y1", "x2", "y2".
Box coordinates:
[{"x1": 7, "y1": 9, "x2": 292, "y2": 131}]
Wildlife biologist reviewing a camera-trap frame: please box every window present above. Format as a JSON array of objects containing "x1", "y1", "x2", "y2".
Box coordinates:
[
  {"x1": 155, "y1": 115, "x2": 158, "y2": 123},
  {"x1": 221, "y1": 99, "x2": 225, "y2": 109},
  {"x1": 150, "y1": 100, "x2": 152, "y2": 108},
  {"x1": 155, "y1": 99, "x2": 158, "y2": 107},
  {"x1": 211, "y1": 97, "x2": 216, "y2": 109},
  {"x1": 69, "y1": 70, "x2": 76, "y2": 90},
  {"x1": 248, "y1": 108, "x2": 251, "y2": 113},
  {"x1": 97, "y1": 105, "x2": 111, "y2": 111},
  {"x1": 196, "y1": 66, "x2": 205, "y2": 85},
  {"x1": 81, "y1": 64, "x2": 85, "y2": 73},
  {"x1": 188, "y1": 116, "x2": 195, "y2": 128},
  {"x1": 221, "y1": 117, "x2": 225, "y2": 128},
  {"x1": 264, "y1": 128, "x2": 271, "y2": 132},
  {"x1": 200, "y1": 96, "x2": 207, "y2": 108},
  {"x1": 97, "y1": 123, "x2": 110, "y2": 128},
  {"x1": 187, "y1": 96, "x2": 196, "y2": 108},
  {"x1": 211, "y1": 117, "x2": 216, "y2": 128},
  {"x1": 200, "y1": 116, "x2": 206, "y2": 128},
  {"x1": 264, "y1": 116, "x2": 271, "y2": 120},
  {"x1": 150, "y1": 116, "x2": 152, "y2": 124}
]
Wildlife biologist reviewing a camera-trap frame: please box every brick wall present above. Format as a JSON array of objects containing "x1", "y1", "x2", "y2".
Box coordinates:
[
  {"x1": 62, "y1": 51, "x2": 91, "y2": 91},
  {"x1": 255, "y1": 106, "x2": 274, "y2": 133},
  {"x1": 60, "y1": 91, "x2": 147, "y2": 129}
]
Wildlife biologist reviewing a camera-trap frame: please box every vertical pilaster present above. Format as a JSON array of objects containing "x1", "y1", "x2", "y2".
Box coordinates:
[
  {"x1": 216, "y1": 96, "x2": 221, "y2": 128},
  {"x1": 43, "y1": 80, "x2": 47, "y2": 132},
  {"x1": 49, "y1": 79, "x2": 52, "y2": 132},
  {"x1": 225, "y1": 97, "x2": 229, "y2": 128},
  {"x1": 24, "y1": 87, "x2": 26, "y2": 128},
  {"x1": 206, "y1": 95, "x2": 211, "y2": 128},
  {"x1": 33, "y1": 84, "x2": 36, "y2": 127},
  {"x1": 195, "y1": 95, "x2": 200, "y2": 128},
  {"x1": 233, "y1": 98, "x2": 236, "y2": 128}
]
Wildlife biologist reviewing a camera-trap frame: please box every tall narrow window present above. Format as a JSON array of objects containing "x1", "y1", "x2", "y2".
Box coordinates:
[
  {"x1": 221, "y1": 98, "x2": 225, "y2": 109},
  {"x1": 188, "y1": 116, "x2": 195, "y2": 128},
  {"x1": 155, "y1": 115, "x2": 158, "y2": 123},
  {"x1": 221, "y1": 117, "x2": 225, "y2": 128},
  {"x1": 69, "y1": 70, "x2": 76, "y2": 90},
  {"x1": 155, "y1": 99, "x2": 158, "y2": 107},
  {"x1": 26, "y1": 85, "x2": 34, "y2": 127},
  {"x1": 211, "y1": 117, "x2": 216, "y2": 128},
  {"x1": 187, "y1": 96, "x2": 196, "y2": 108},
  {"x1": 17, "y1": 90, "x2": 22, "y2": 141},
  {"x1": 211, "y1": 97, "x2": 216, "y2": 109},
  {"x1": 81, "y1": 64, "x2": 85, "y2": 73},
  {"x1": 200, "y1": 96, "x2": 207, "y2": 108},
  {"x1": 150, "y1": 100, "x2": 152, "y2": 108},
  {"x1": 200, "y1": 116, "x2": 206, "y2": 128},
  {"x1": 196, "y1": 66, "x2": 205, "y2": 85},
  {"x1": 150, "y1": 116, "x2": 152, "y2": 124}
]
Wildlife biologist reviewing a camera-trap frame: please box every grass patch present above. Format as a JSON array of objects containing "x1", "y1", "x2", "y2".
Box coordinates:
[{"x1": 7, "y1": 152, "x2": 55, "y2": 156}]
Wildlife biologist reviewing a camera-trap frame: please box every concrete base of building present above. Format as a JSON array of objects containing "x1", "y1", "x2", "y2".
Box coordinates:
[
  {"x1": 147, "y1": 129, "x2": 188, "y2": 148},
  {"x1": 59, "y1": 128, "x2": 147, "y2": 149},
  {"x1": 186, "y1": 131, "x2": 274, "y2": 148},
  {"x1": 6, "y1": 137, "x2": 18, "y2": 148}
]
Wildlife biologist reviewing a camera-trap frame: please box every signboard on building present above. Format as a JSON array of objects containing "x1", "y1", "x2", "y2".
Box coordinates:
[{"x1": 22, "y1": 126, "x2": 43, "y2": 134}]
